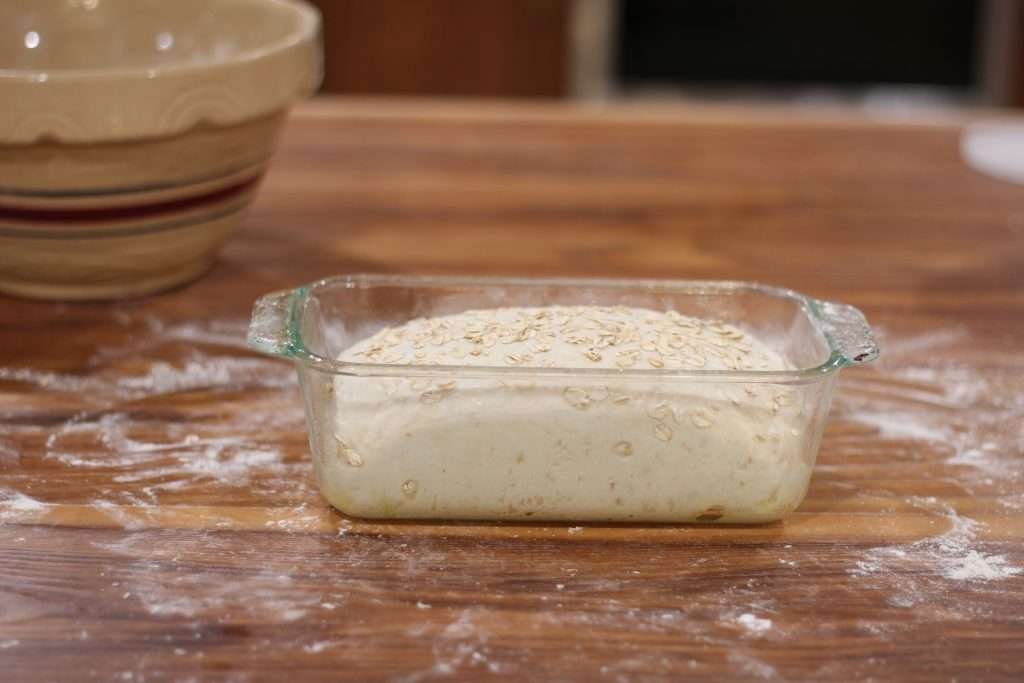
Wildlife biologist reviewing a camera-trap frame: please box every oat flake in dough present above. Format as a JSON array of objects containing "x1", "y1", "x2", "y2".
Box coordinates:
[{"x1": 320, "y1": 306, "x2": 811, "y2": 522}]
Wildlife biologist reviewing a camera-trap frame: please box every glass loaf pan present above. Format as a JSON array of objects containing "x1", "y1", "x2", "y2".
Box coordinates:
[{"x1": 248, "y1": 275, "x2": 878, "y2": 523}]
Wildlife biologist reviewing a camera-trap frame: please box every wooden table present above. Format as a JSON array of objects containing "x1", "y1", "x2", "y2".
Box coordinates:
[{"x1": 2, "y1": 98, "x2": 1023, "y2": 682}]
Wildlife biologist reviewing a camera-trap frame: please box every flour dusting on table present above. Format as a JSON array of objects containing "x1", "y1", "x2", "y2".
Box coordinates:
[
  {"x1": 2, "y1": 314, "x2": 1022, "y2": 681},
  {"x1": 835, "y1": 325, "x2": 1023, "y2": 612},
  {"x1": 853, "y1": 497, "x2": 1020, "y2": 596},
  {"x1": 1, "y1": 315, "x2": 309, "y2": 516},
  {"x1": 0, "y1": 491, "x2": 47, "y2": 514},
  {"x1": 735, "y1": 613, "x2": 773, "y2": 635}
]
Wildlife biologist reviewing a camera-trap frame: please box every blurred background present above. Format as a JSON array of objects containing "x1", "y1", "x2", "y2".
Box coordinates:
[{"x1": 307, "y1": 0, "x2": 1024, "y2": 108}]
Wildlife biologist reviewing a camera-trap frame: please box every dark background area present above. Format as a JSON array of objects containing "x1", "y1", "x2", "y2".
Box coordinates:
[
  {"x1": 618, "y1": 1, "x2": 982, "y2": 88},
  {"x1": 306, "y1": 0, "x2": 1021, "y2": 105}
]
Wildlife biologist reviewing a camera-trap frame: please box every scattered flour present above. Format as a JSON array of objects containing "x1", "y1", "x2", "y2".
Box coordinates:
[
  {"x1": 2, "y1": 316, "x2": 1021, "y2": 681},
  {"x1": 43, "y1": 411, "x2": 293, "y2": 491},
  {"x1": 837, "y1": 326, "x2": 1023, "y2": 503},
  {"x1": 894, "y1": 365, "x2": 993, "y2": 406},
  {"x1": 945, "y1": 550, "x2": 1023, "y2": 581},
  {"x1": 735, "y1": 613, "x2": 773, "y2": 634},
  {"x1": 0, "y1": 366, "x2": 92, "y2": 393},
  {"x1": 118, "y1": 357, "x2": 292, "y2": 396},
  {"x1": 0, "y1": 491, "x2": 47, "y2": 513},
  {"x1": 726, "y1": 652, "x2": 779, "y2": 680},
  {"x1": 302, "y1": 641, "x2": 334, "y2": 654},
  {"x1": 872, "y1": 326, "x2": 968, "y2": 361},
  {"x1": 430, "y1": 609, "x2": 509, "y2": 678},
  {"x1": 264, "y1": 504, "x2": 322, "y2": 533},
  {"x1": 0, "y1": 314, "x2": 310, "y2": 537},
  {"x1": 96, "y1": 534, "x2": 333, "y2": 622},
  {"x1": 833, "y1": 327, "x2": 1024, "y2": 623},
  {"x1": 148, "y1": 318, "x2": 254, "y2": 350},
  {"x1": 0, "y1": 352, "x2": 293, "y2": 400},
  {"x1": 851, "y1": 497, "x2": 1021, "y2": 611},
  {"x1": 841, "y1": 409, "x2": 951, "y2": 443},
  {"x1": 396, "y1": 608, "x2": 510, "y2": 682}
]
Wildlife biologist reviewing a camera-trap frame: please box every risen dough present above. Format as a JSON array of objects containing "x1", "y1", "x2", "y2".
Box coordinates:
[{"x1": 318, "y1": 305, "x2": 813, "y2": 522}]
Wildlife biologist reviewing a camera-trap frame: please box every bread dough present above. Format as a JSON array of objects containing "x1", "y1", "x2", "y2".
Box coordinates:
[{"x1": 317, "y1": 305, "x2": 814, "y2": 522}]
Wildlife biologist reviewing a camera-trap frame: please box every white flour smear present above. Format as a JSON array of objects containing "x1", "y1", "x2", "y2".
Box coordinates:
[
  {"x1": 118, "y1": 357, "x2": 293, "y2": 396},
  {"x1": 726, "y1": 652, "x2": 780, "y2": 680},
  {"x1": 735, "y1": 613, "x2": 773, "y2": 635},
  {"x1": 95, "y1": 533, "x2": 338, "y2": 623},
  {"x1": 0, "y1": 490, "x2": 48, "y2": 521},
  {"x1": 1, "y1": 315, "x2": 308, "y2": 515},
  {"x1": 851, "y1": 497, "x2": 1021, "y2": 614},
  {"x1": 837, "y1": 327, "x2": 1024, "y2": 499},
  {"x1": 839, "y1": 408, "x2": 952, "y2": 443},
  {"x1": 834, "y1": 326, "x2": 1023, "y2": 615},
  {"x1": 0, "y1": 352, "x2": 294, "y2": 401},
  {"x1": 146, "y1": 318, "x2": 255, "y2": 351},
  {"x1": 302, "y1": 641, "x2": 336, "y2": 654},
  {"x1": 39, "y1": 391, "x2": 305, "y2": 501},
  {"x1": 871, "y1": 326, "x2": 969, "y2": 362},
  {"x1": 47, "y1": 412, "x2": 283, "y2": 475},
  {"x1": 84, "y1": 318, "x2": 255, "y2": 367}
]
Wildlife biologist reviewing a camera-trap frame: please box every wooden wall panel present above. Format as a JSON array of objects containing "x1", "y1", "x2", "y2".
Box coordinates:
[{"x1": 309, "y1": 0, "x2": 570, "y2": 97}]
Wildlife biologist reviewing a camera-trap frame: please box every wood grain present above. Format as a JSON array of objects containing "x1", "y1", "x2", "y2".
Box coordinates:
[
  {"x1": 2, "y1": 97, "x2": 1023, "y2": 682},
  {"x1": 308, "y1": 0, "x2": 569, "y2": 97}
]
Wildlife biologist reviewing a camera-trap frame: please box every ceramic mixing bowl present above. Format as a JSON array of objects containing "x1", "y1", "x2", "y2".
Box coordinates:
[{"x1": 0, "y1": 0, "x2": 321, "y2": 300}]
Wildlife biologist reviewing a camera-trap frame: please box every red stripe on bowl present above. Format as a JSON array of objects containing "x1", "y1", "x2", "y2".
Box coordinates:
[{"x1": 0, "y1": 175, "x2": 264, "y2": 224}]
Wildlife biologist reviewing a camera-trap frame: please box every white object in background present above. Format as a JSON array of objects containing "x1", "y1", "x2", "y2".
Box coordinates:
[{"x1": 961, "y1": 121, "x2": 1024, "y2": 185}]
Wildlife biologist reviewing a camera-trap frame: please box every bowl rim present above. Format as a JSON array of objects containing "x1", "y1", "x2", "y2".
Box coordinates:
[
  {"x1": 0, "y1": 0, "x2": 321, "y2": 145},
  {"x1": 0, "y1": 0, "x2": 319, "y2": 84}
]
